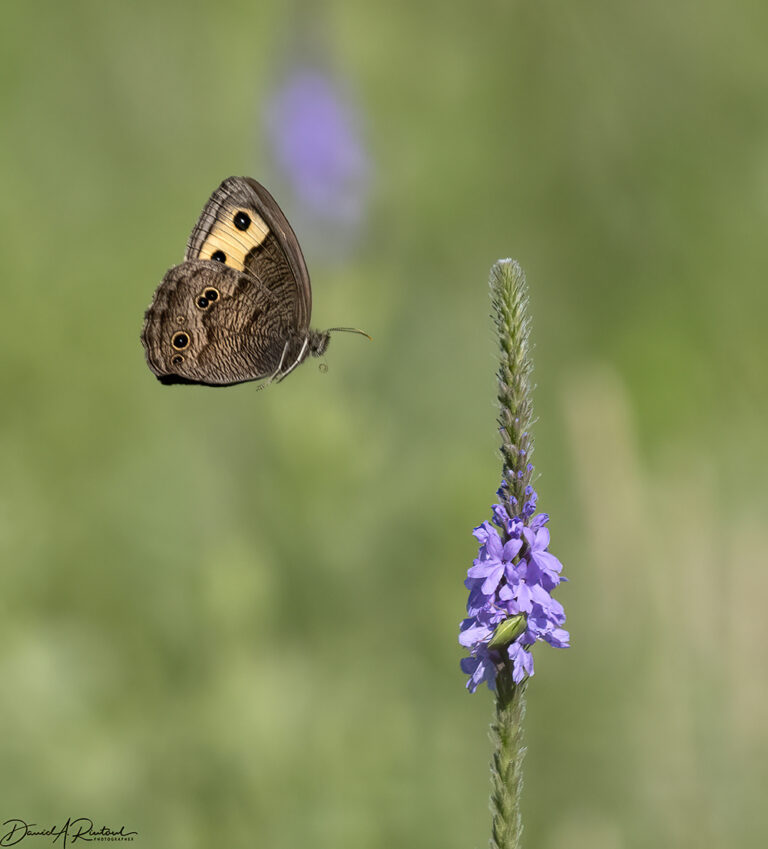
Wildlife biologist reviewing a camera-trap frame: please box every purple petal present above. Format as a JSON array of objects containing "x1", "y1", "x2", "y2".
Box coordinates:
[
  {"x1": 544, "y1": 628, "x2": 570, "y2": 648},
  {"x1": 520, "y1": 554, "x2": 541, "y2": 585},
  {"x1": 501, "y1": 538, "x2": 523, "y2": 562},
  {"x1": 485, "y1": 530, "x2": 503, "y2": 560},
  {"x1": 540, "y1": 572, "x2": 560, "y2": 592},
  {"x1": 526, "y1": 615, "x2": 549, "y2": 639},
  {"x1": 530, "y1": 549, "x2": 562, "y2": 575},
  {"x1": 458, "y1": 622, "x2": 492, "y2": 647},
  {"x1": 468, "y1": 559, "x2": 502, "y2": 579},
  {"x1": 498, "y1": 583, "x2": 514, "y2": 601},
  {"x1": 530, "y1": 585, "x2": 565, "y2": 623},
  {"x1": 529, "y1": 583, "x2": 552, "y2": 607},
  {"x1": 491, "y1": 504, "x2": 510, "y2": 529},
  {"x1": 499, "y1": 594, "x2": 523, "y2": 615},
  {"x1": 466, "y1": 587, "x2": 490, "y2": 617},
  {"x1": 472, "y1": 520, "x2": 494, "y2": 544},
  {"x1": 516, "y1": 581, "x2": 533, "y2": 612},
  {"x1": 508, "y1": 642, "x2": 535, "y2": 682},
  {"x1": 461, "y1": 652, "x2": 497, "y2": 692},
  {"x1": 480, "y1": 564, "x2": 505, "y2": 595},
  {"x1": 504, "y1": 559, "x2": 525, "y2": 585}
]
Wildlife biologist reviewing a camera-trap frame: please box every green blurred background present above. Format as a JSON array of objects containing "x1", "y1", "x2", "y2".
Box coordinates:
[{"x1": 1, "y1": 1, "x2": 767, "y2": 847}]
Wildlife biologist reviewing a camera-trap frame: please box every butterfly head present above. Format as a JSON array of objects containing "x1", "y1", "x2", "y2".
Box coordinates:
[
  {"x1": 308, "y1": 330, "x2": 331, "y2": 358},
  {"x1": 308, "y1": 326, "x2": 371, "y2": 361}
]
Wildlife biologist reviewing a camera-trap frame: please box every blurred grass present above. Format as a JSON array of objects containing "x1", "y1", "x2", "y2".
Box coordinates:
[{"x1": 1, "y1": 1, "x2": 767, "y2": 847}]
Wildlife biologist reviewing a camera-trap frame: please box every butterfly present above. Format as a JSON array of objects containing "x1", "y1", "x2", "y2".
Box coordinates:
[{"x1": 141, "y1": 176, "x2": 368, "y2": 386}]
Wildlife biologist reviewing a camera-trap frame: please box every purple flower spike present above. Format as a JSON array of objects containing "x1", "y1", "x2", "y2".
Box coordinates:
[{"x1": 459, "y1": 483, "x2": 569, "y2": 692}]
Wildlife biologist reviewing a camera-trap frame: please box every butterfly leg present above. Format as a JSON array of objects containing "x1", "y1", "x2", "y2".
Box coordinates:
[
  {"x1": 254, "y1": 342, "x2": 290, "y2": 392},
  {"x1": 274, "y1": 336, "x2": 309, "y2": 383},
  {"x1": 269, "y1": 341, "x2": 291, "y2": 380}
]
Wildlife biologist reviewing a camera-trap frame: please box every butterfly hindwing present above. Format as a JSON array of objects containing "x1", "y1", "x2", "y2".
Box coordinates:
[
  {"x1": 185, "y1": 177, "x2": 312, "y2": 332},
  {"x1": 141, "y1": 260, "x2": 302, "y2": 386}
]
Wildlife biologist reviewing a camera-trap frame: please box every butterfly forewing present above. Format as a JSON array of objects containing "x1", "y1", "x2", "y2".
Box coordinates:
[{"x1": 185, "y1": 177, "x2": 312, "y2": 331}]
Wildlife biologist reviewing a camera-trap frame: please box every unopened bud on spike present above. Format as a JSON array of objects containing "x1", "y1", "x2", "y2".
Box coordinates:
[{"x1": 488, "y1": 614, "x2": 527, "y2": 650}]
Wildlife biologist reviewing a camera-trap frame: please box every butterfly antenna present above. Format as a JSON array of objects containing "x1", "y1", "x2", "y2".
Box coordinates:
[{"x1": 326, "y1": 327, "x2": 372, "y2": 341}]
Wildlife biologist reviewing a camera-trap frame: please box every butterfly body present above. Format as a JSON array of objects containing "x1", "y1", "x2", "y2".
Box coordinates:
[{"x1": 142, "y1": 177, "x2": 341, "y2": 387}]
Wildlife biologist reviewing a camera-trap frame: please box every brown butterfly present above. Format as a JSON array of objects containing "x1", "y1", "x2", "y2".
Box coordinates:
[{"x1": 141, "y1": 176, "x2": 368, "y2": 386}]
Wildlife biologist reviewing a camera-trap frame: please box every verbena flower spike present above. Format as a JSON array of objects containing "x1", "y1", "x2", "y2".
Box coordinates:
[{"x1": 459, "y1": 260, "x2": 569, "y2": 849}]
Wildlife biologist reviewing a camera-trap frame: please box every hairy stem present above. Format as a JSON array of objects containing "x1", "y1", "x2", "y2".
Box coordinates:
[{"x1": 489, "y1": 662, "x2": 528, "y2": 849}]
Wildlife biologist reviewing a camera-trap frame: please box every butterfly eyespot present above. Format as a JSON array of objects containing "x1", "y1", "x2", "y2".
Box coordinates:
[
  {"x1": 171, "y1": 331, "x2": 190, "y2": 350},
  {"x1": 196, "y1": 296, "x2": 209, "y2": 309},
  {"x1": 211, "y1": 250, "x2": 226, "y2": 262},
  {"x1": 176, "y1": 316, "x2": 185, "y2": 324},
  {"x1": 171, "y1": 354, "x2": 184, "y2": 365},
  {"x1": 204, "y1": 287, "x2": 219, "y2": 302},
  {"x1": 234, "y1": 211, "x2": 251, "y2": 231}
]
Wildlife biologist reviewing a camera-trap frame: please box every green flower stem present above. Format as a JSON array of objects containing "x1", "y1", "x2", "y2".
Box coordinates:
[
  {"x1": 490, "y1": 663, "x2": 527, "y2": 849},
  {"x1": 488, "y1": 259, "x2": 535, "y2": 849}
]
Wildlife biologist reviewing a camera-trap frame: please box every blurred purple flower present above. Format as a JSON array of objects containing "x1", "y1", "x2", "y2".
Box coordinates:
[
  {"x1": 459, "y1": 484, "x2": 569, "y2": 693},
  {"x1": 264, "y1": 67, "x2": 370, "y2": 231}
]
